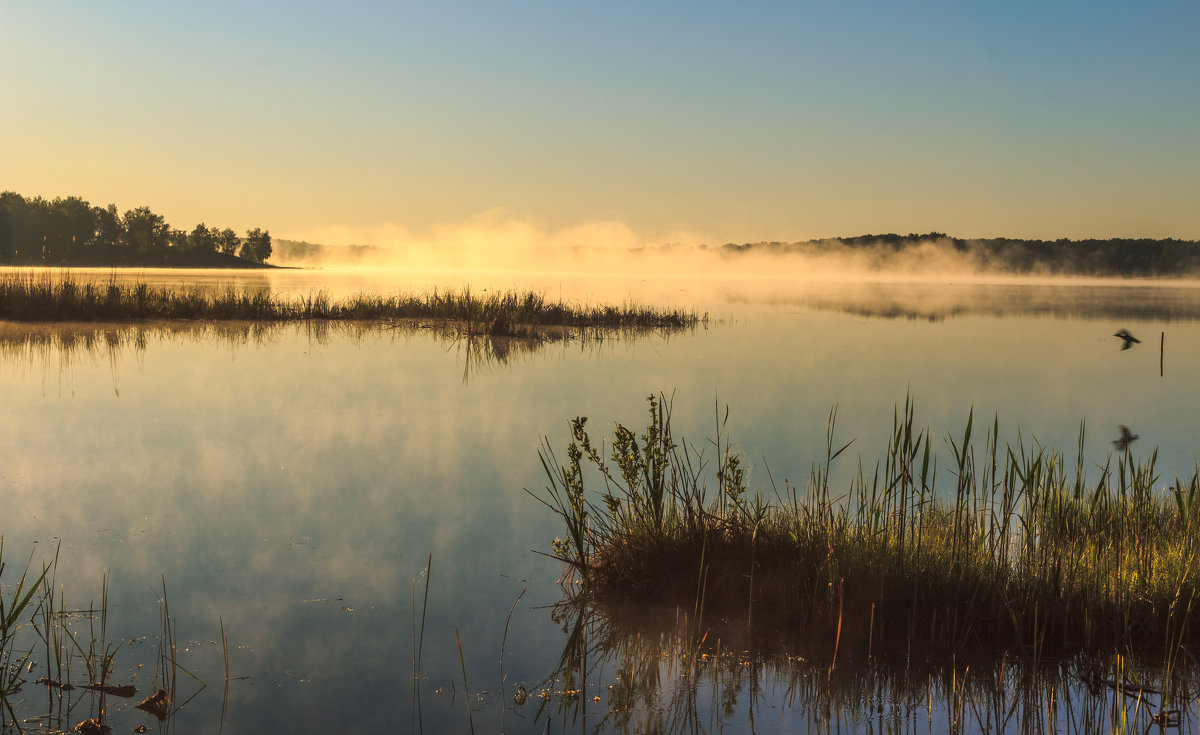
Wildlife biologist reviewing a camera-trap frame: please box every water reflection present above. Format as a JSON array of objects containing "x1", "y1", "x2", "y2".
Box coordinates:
[
  {"x1": 0, "y1": 319, "x2": 687, "y2": 390},
  {"x1": 774, "y1": 281, "x2": 1200, "y2": 322},
  {"x1": 6, "y1": 276, "x2": 1200, "y2": 734},
  {"x1": 538, "y1": 598, "x2": 1198, "y2": 734}
]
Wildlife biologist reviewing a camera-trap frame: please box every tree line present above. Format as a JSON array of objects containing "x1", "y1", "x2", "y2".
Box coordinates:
[
  {"x1": 723, "y1": 232, "x2": 1200, "y2": 277},
  {"x1": 0, "y1": 192, "x2": 272, "y2": 266}
]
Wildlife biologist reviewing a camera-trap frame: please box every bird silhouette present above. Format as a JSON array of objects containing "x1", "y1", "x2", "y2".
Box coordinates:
[
  {"x1": 1114, "y1": 329, "x2": 1141, "y2": 350},
  {"x1": 1112, "y1": 425, "x2": 1138, "y2": 451}
]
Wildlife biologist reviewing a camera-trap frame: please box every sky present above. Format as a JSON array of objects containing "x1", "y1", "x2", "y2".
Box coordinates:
[{"x1": 2, "y1": 1, "x2": 1199, "y2": 248}]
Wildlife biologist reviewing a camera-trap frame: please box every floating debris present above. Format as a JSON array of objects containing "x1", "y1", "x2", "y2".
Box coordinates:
[
  {"x1": 74, "y1": 718, "x2": 111, "y2": 734},
  {"x1": 135, "y1": 688, "x2": 172, "y2": 720}
]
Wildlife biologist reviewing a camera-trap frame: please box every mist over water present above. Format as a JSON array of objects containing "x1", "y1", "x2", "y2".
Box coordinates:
[{"x1": 272, "y1": 218, "x2": 1200, "y2": 284}]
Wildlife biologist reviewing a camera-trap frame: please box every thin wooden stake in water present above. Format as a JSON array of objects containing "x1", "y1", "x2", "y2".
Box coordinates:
[{"x1": 1161, "y1": 331, "x2": 1164, "y2": 377}]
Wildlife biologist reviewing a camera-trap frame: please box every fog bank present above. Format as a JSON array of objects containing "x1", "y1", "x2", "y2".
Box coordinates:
[{"x1": 274, "y1": 213, "x2": 1200, "y2": 284}]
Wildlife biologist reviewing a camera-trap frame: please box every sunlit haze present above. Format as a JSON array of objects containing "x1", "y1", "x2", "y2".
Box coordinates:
[{"x1": 3, "y1": 2, "x2": 1198, "y2": 251}]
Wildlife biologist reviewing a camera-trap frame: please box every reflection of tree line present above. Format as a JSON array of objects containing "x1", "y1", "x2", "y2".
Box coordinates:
[
  {"x1": 531, "y1": 598, "x2": 1195, "y2": 734},
  {"x1": 779, "y1": 282, "x2": 1200, "y2": 322}
]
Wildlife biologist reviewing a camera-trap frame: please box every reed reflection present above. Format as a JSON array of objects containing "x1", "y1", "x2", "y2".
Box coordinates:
[
  {"x1": 536, "y1": 597, "x2": 1198, "y2": 734},
  {"x1": 0, "y1": 319, "x2": 692, "y2": 390}
]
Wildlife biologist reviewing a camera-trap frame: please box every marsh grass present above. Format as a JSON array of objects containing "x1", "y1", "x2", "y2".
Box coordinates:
[
  {"x1": 533, "y1": 395, "x2": 1200, "y2": 663},
  {"x1": 0, "y1": 545, "x2": 208, "y2": 734},
  {"x1": 0, "y1": 273, "x2": 702, "y2": 333},
  {"x1": 0, "y1": 541, "x2": 53, "y2": 729}
]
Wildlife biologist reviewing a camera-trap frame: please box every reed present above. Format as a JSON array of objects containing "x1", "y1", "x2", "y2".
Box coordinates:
[
  {"x1": 533, "y1": 394, "x2": 1200, "y2": 661},
  {"x1": 411, "y1": 553, "x2": 432, "y2": 735},
  {"x1": 0, "y1": 545, "x2": 217, "y2": 735},
  {"x1": 0, "y1": 273, "x2": 702, "y2": 332},
  {"x1": 455, "y1": 628, "x2": 476, "y2": 735},
  {"x1": 0, "y1": 540, "x2": 53, "y2": 707}
]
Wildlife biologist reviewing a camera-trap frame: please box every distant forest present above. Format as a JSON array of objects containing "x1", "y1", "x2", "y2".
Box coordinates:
[
  {"x1": 272, "y1": 239, "x2": 379, "y2": 265},
  {"x1": 723, "y1": 233, "x2": 1200, "y2": 277},
  {"x1": 0, "y1": 192, "x2": 273, "y2": 267}
]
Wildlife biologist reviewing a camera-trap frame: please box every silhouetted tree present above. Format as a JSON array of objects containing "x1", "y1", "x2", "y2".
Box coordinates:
[
  {"x1": 168, "y1": 227, "x2": 191, "y2": 252},
  {"x1": 17, "y1": 196, "x2": 94, "y2": 263},
  {"x1": 188, "y1": 223, "x2": 216, "y2": 253},
  {"x1": 122, "y1": 207, "x2": 169, "y2": 258},
  {"x1": 0, "y1": 207, "x2": 11, "y2": 263},
  {"x1": 217, "y1": 228, "x2": 241, "y2": 256},
  {"x1": 93, "y1": 204, "x2": 122, "y2": 259},
  {"x1": 241, "y1": 228, "x2": 272, "y2": 263},
  {"x1": 0, "y1": 192, "x2": 22, "y2": 263}
]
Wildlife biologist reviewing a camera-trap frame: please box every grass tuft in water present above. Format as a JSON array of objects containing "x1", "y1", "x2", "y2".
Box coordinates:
[
  {"x1": 0, "y1": 273, "x2": 703, "y2": 332},
  {"x1": 533, "y1": 394, "x2": 1200, "y2": 660}
]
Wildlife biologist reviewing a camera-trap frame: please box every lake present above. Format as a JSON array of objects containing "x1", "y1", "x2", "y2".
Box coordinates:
[{"x1": 3, "y1": 267, "x2": 1199, "y2": 733}]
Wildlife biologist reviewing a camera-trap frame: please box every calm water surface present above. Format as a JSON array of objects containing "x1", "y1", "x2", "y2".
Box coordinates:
[{"x1": 3, "y1": 269, "x2": 1200, "y2": 733}]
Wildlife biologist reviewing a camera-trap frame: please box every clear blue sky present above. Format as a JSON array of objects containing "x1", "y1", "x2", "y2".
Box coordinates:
[{"x1": 3, "y1": 1, "x2": 1198, "y2": 245}]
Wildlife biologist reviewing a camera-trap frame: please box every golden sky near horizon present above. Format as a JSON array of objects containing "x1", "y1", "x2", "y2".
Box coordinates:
[{"x1": 2, "y1": 2, "x2": 1199, "y2": 249}]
